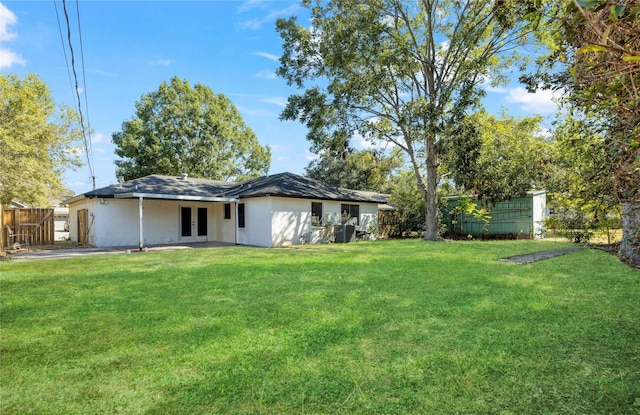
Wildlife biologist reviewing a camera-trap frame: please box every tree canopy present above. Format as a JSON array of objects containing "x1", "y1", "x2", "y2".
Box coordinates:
[
  {"x1": 112, "y1": 77, "x2": 271, "y2": 181},
  {"x1": 440, "y1": 111, "x2": 554, "y2": 206},
  {"x1": 525, "y1": 0, "x2": 639, "y2": 265},
  {"x1": 277, "y1": 0, "x2": 544, "y2": 239},
  {"x1": 305, "y1": 148, "x2": 403, "y2": 192},
  {"x1": 0, "y1": 73, "x2": 82, "y2": 206}
]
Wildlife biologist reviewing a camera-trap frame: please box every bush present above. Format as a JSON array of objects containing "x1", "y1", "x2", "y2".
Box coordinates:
[{"x1": 546, "y1": 207, "x2": 593, "y2": 243}]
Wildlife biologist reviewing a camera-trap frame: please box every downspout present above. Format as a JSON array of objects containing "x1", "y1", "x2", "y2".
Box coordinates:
[
  {"x1": 234, "y1": 201, "x2": 238, "y2": 245},
  {"x1": 138, "y1": 196, "x2": 144, "y2": 250}
]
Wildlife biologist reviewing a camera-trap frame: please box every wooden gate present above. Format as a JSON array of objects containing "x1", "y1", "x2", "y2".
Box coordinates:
[
  {"x1": 3, "y1": 208, "x2": 55, "y2": 247},
  {"x1": 77, "y1": 209, "x2": 88, "y2": 244}
]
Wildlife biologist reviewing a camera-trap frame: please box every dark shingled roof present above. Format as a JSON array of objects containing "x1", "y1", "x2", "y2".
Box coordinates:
[
  {"x1": 69, "y1": 172, "x2": 388, "y2": 204},
  {"x1": 227, "y1": 172, "x2": 388, "y2": 203},
  {"x1": 79, "y1": 174, "x2": 237, "y2": 199}
]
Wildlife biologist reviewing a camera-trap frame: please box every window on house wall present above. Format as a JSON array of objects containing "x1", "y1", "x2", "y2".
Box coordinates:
[
  {"x1": 341, "y1": 204, "x2": 360, "y2": 225},
  {"x1": 224, "y1": 203, "x2": 231, "y2": 220},
  {"x1": 238, "y1": 203, "x2": 245, "y2": 228},
  {"x1": 311, "y1": 202, "x2": 323, "y2": 225},
  {"x1": 197, "y1": 207, "x2": 208, "y2": 236}
]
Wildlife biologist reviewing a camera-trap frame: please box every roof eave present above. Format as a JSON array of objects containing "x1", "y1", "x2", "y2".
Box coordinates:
[{"x1": 114, "y1": 192, "x2": 238, "y2": 202}]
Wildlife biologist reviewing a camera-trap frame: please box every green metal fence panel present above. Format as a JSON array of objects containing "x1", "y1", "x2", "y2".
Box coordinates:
[{"x1": 443, "y1": 194, "x2": 541, "y2": 238}]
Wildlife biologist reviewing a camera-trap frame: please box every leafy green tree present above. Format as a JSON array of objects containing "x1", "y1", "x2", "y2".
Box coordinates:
[
  {"x1": 277, "y1": 0, "x2": 544, "y2": 240},
  {"x1": 0, "y1": 73, "x2": 82, "y2": 206},
  {"x1": 524, "y1": 0, "x2": 639, "y2": 265},
  {"x1": 546, "y1": 114, "x2": 622, "y2": 243},
  {"x1": 386, "y1": 169, "x2": 426, "y2": 235},
  {"x1": 112, "y1": 77, "x2": 271, "y2": 181},
  {"x1": 305, "y1": 148, "x2": 403, "y2": 192},
  {"x1": 441, "y1": 111, "x2": 555, "y2": 206}
]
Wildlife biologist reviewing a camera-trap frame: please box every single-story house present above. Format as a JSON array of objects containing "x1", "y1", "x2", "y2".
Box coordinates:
[
  {"x1": 441, "y1": 191, "x2": 547, "y2": 239},
  {"x1": 64, "y1": 172, "x2": 388, "y2": 248}
]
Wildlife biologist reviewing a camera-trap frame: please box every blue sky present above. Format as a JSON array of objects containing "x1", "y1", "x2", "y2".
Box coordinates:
[{"x1": 1, "y1": 1, "x2": 559, "y2": 196}]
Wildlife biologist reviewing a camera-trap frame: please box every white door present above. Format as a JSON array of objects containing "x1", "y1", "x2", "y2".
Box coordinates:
[{"x1": 180, "y1": 206, "x2": 208, "y2": 241}]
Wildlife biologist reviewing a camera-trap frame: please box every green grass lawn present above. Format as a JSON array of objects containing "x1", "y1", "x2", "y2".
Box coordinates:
[{"x1": 1, "y1": 239, "x2": 639, "y2": 414}]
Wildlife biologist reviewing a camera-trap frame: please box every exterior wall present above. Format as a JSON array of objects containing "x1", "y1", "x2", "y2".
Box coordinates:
[
  {"x1": 69, "y1": 198, "x2": 236, "y2": 247},
  {"x1": 209, "y1": 202, "x2": 236, "y2": 243},
  {"x1": 94, "y1": 199, "x2": 140, "y2": 246},
  {"x1": 68, "y1": 197, "x2": 98, "y2": 245},
  {"x1": 271, "y1": 197, "x2": 311, "y2": 246},
  {"x1": 358, "y1": 203, "x2": 379, "y2": 232},
  {"x1": 238, "y1": 197, "x2": 381, "y2": 247},
  {"x1": 532, "y1": 192, "x2": 547, "y2": 239},
  {"x1": 237, "y1": 198, "x2": 273, "y2": 247},
  {"x1": 68, "y1": 195, "x2": 381, "y2": 248}
]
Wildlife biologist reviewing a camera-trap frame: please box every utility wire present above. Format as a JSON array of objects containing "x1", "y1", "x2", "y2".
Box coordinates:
[
  {"x1": 58, "y1": 0, "x2": 96, "y2": 190},
  {"x1": 74, "y1": 0, "x2": 95, "y2": 190},
  {"x1": 53, "y1": 1, "x2": 76, "y2": 117}
]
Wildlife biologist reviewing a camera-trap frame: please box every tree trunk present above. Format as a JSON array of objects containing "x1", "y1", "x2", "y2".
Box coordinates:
[
  {"x1": 620, "y1": 201, "x2": 640, "y2": 268},
  {"x1": 424, "y1": 138, "x2": 439, "y2": 240}
]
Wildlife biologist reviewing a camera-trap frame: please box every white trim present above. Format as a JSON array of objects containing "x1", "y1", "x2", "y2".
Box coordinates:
[
  {"x1": 138, "y1": 196, "x2": 144, "y2": 250},
  {"x1": 114, "y1": 192, "x2": 238, "y2": 202}
]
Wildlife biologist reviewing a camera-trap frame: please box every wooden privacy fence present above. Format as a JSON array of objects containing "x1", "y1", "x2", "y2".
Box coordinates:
[{"x1": 2, "y1": 208, "x2": 55, "y2": 248}]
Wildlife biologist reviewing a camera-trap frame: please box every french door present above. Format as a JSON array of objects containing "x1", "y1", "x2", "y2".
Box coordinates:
[{"x1": 180, "y1": 206, "x2": 208, "y2": 241}]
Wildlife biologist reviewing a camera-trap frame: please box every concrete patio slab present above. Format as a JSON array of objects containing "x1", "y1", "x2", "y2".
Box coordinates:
[{"x1": 5, "y1": 241, "x2": 235, "y2": 261}]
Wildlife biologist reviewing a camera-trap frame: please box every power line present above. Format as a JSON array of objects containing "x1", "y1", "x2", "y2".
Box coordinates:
[
  {"x1": 74, "y1": 0, "x2": 95, "y2": 190},
  {"x1": 54, "y1": 0, "x2": 96, "y2": 190},
  {"x1": 53, "y1": 1, "x2": 76, "y2": 116}
]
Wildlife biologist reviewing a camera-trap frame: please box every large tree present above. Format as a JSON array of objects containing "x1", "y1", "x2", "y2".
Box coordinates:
[
  {"x1": 546, "y1": 114, "x2": 622, "y2": 242},
  {"x1": 440, "y1": 111, "x2": 555, "y2": 206},
  {"x1": 0, "y1": 73, "x2": 82, "y2": 206},
  {"x1": 276, "y1": 0, "x2": 543, "y2": 239},
  {"x1": 305, "y1": 148, "x2": 403, "y2": 192},
  {"x1": 563, "y1": 0, "x2": 639, "y2": 266},
  {"x1": 525, "y1": 0, "x2": 639, "y2": 265},
  {"x1": 112, "y1": 76, "x2": 271, "y2": 181}
]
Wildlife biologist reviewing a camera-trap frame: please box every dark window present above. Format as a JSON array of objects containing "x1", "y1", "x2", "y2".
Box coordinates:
[
  {"x1": 197, "y1": 207, "x2": 207, "y2": 236},
  {"x1": 341, "y1": 204, "x2": 360, "y2": 225},
  {"x1": 224, "y1": 203, "x2": 231, "y2": 220},
  {"x1": 311, "y1": 202, "x2": 323, "y2": 224},
  {"x1": 238, "y1": 203, "x2": 245, "y2": 228},
  {"x1": 181, "y1": 207, "x2": 192, "y2": 237}
]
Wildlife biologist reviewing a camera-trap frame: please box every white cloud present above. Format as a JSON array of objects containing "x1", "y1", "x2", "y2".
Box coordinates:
[
  {"x1": 255, "y1": 69, "x2": 277, "y2": 79},
  {"x1": 305, "y1": 150, "x2": 317, "y2": 161},
  {"x1": 236, "y1": 104, "x2": 272, "y2": 117},
  {"x1": 270, "y1": 144, "x2": 290, "y2": 152},
  {"x1": 0, "y1": 2, "x2": 17, "y2": 41},
  {"x1": 253, "y1": 51, "x2": 279, "y2": 62},
  {"x1": 91, "y1": 132, "x2": 110, "y2": 144},
  {"x1": 352, "y1": 130, "x2": 387, "y2": 151},
  {"x1": 148, "y1": 59, "x2": 173, "y2": 66},
  {"x1": 505, "y1": 87, "x2": 559, "y2": 114},
  {"x1": 239, "y1": 4, "x2": 300, "y2": 30},
  {"x1": 237, "y1": 0, "x2": 271, "y2": 13},
  {"x1": 261, "y1": 96, "x2": 287, "y2": 107},
  {"x1": 479, "y1": 75, "x2": 509, "y2": 94},
  {"x1": 0, "y1": 48, "x2": 25, "y2": 68},
  {"x1": 0, "y1": 3, "x2": 25, "y2": 69}
]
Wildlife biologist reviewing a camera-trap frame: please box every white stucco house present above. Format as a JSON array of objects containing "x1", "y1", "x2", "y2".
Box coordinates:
[{"x1": 64, "y1": 172, "x2": 388, "y2": 249}]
